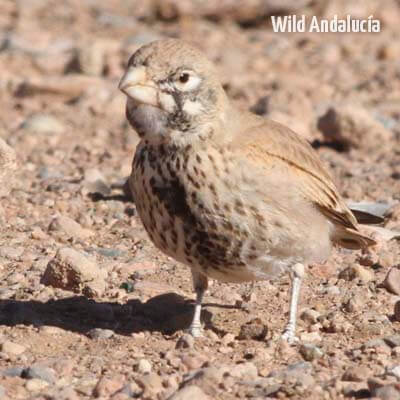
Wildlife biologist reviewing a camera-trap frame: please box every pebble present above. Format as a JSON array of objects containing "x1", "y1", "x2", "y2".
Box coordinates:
[
  {"x1": 269, "y1": 361, "x2": 313, "y2": 383},
  {"x1": 135, "y1": 372, "x2": 163, "y2": 395},
  {"x1": 21, "y1": 113, "x2": 66, "y2": 135},
  {"x1": 382, "y1": 268, "x2": 400, "y2": 295},
  {"x1": 221, "y1": 333, "x2": 235, "y2": 346},
  {"x1": 0, "y1": 385, "x2": 4, "y2": 398},
  {"x1": 49, "y1": 215, "x2": 94, "y2": 240},
  {"x1": 76, "y1": 41, "x2": 106, "y2": 76},
  {"x1": 317, "y1": 104, "x2": 392, "y2": 150},
  {"x1": 394, "y1": 300, "x2": 400, "y2": 322},
  {"x1": 373, "y1": 384, "x2": 400, "y2": 400},
  {"x1": 1, "y1": 341, "x2": 26, "y2": 355},
  {"x1": 93, "y1": 376, "x2": 124, "y2": 398},
  {"x1": 169, "y1": 385, "x2": 210, "y2": 400},
  {"x1": 324, "y1": 285, "x2": 341, "y2": 296},
  {"x1": 176, "y1": 334, "x2": 195, "y2": 349},
  {"x1": 299, "y1": 343, "x2": 323, "y2": 361},
  {"x1": 342, "y1": 365, "x2": 370, "y2": 382},
  {"x1": 41, "y1": 247, "x2": 107, "y2": 297},
  {"x1": 119, "y1": 382, "x2": 143, "y2": 398},
  {"x1": 338, "y1": 264, "x2": 374, "y2": 282},
  {"x1": 180, "y1": 353, "x2": 207, "y2": 370},
  {"x1": 238, "y1": 318, "x2": 268, "y2": 341},
  {"x1": 137, "y1": 359, "x2": 152, "y2": 374},
  {"x1": 300, "y1": 309, "x2": 320, "y2": 325},
  {"x1": 383, "y1": 335, "x2": 400, "y2": 348},
  {"x1": 386, "y1": 365, "x2": 400, "y2": 380},
  {"x1": 1, "y1": 367, "x2": 24, "y2": 377},
  {"x1": 25, "y1": 378, "x2": 49, "y2": 391},
  {"x1": 22, "y1": 365, "x2": 56, "y2": 383},
  {"x1": 230, "y1": 362, "x2": 258, "y2": 380},
  {"x1": 344, "y1": 297, "x2": 364, "y2": 313},
  {"x1": 38, "y1": 325, "x2": 66, "y2": 335},
  {"x1": 362, "y1": 338, "x2": 390, "y2": 351},
  {"x1": 0, "y1": 246, "x2": 24, "y2": 260},
  {"x1": 83, "y1": 168, "x2": 111, "y2": 196},
  {"x1": 87, "y1": 328, "x2": 114, "y2": 340}
]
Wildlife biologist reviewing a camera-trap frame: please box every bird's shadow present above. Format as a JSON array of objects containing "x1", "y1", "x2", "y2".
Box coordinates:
[{"x1": 0, "y1": 293, "x2": 239, "y2": 337}]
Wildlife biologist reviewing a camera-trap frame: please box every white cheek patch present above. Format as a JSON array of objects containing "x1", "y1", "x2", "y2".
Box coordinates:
[
  {"x1": 158, "y1": 92, "x2": 176, "y2": 113},
  {"x1": 182, "y1": 99, "x2": 204, "y2": 116}
]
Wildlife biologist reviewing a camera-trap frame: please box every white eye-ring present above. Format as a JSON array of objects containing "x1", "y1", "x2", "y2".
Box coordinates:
[{"x1": 174, "y1": 71, "x2": 202, "y2": 92}]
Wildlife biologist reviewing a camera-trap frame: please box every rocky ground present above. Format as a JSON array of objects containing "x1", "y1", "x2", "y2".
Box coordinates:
[{"x1": 1, "y1": 0, "x2": 400, "y2": 399}]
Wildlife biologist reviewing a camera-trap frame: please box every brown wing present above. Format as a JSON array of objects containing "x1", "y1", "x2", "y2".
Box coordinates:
[{"x1": 230, "y1": 115, "x2": 375, "y2": 248}]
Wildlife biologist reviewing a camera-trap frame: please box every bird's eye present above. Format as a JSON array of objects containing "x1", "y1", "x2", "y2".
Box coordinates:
[
  {"x1": 173, "y1": 71, "x2": 201, "y2": 92},
  {"x1": 179, "y1": 73, "x2": 190, "y2": 83}
]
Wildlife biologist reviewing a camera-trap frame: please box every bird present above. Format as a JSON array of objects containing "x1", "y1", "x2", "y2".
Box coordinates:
[{"x1": 118, "y1": 38, "x2": 376, "y2": 343}]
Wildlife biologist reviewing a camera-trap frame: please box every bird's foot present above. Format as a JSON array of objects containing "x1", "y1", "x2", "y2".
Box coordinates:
[
  {"x1": 281, "y1": 327, "x2": 299, "y2": 344},
  {"x1": 187, "y1": 323, "x2": 202, "y2": 338}
]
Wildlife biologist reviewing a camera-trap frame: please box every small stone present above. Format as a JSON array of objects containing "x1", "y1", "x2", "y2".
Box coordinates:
[
  {"x1": 49, "y1": 215, "x2": 94, "y2": 240},
  {"x1": 342, "y1": 365, "x2": 370, "y2": 382},
  {"x1": 25, "y1": 378, "x2": 49, "y2": 391},
  {"x1": 135, "y1": 372, "x2": 163, "y2": 395},
  {"x1": 299, "y1": 344, "x2": 323, "y2": 361},
  {"x1": 168, "y1": 385, "x2": 210, "y2": 400},
  {"x1": 1, "y1": 341, "x2": 26, "y2": 355},
  {"x1": 0, "y1": 246, "x2": 24, "y2": 260},
  {"x1": 83, "y1": 168, "x2": 110, "y2": 196},
  {"x1": 324, "y1": 285, "x2": 341, "y2": 296},
  {"x1": 230, "y1": 362, "x2": 258, "y2": 380},
  {"x1": 38, "y1": 325, "x2": 66, "y2": 335},
  {"x1": 119, "y1": 382, "x2": 143, "y2": 398},
  {"x1": 180, "y1": 353, "x2": 207, "y2": 370},
  {"x1": 394, "y1": 301, "x2": 400, "y2": 322},
  {"x1": 76, "y1": 41, "x2": 106, "y2": 76},
  {"x1": 87, "y1": 328, "x2": 114, "y2": 340},
  {"x1": 386, "y1": 365, "x2": 400, "y2": 380},
  {"x1": 221, "y1": 333, "x2": 235, "y2": 346},
  {"x1": 0, "y1": 385, "x2": 5, "y2": 398},
  {"x1": 300, "y1": 309, "x2": 320, "y2": 325},
  {"x1": 317, "y1": 104, "x2": 392, "y2": 150},
  {"x1": 344, "y1": 297, "x2": 364, "y2": 313},
  {"x1": 338, "y1": 264, "x2": 374, "y2": 282},
  {"x1": 382, "y1": 268, "x2": 400, "y2": 295},
  {"x1": 238, "y1": 318, "x2": 268, "y2": 341},
  {"x1": 374, "y1": 384, "x2": 400, "y2": 400},
  {"x1": 22, "y1": 113, "x2": 66, "y2": 135},
  {"x1": 383, "y1": 335, "x2": 400, "y2": 348},
  {"x1": 93, "y1": 376, "x2": 124, "y2": 398},
  {"x1": 299, "y1": 332, "x2": 322, "y2": 343},
  {"x1": 137, "y1": 359, "x2": 152, "y2": 374},
  {"x1": 56, "y1": 387, "x2": 81, "y2": 400},
  {"x1": 22, "y1": 365, "x2": 56, "y2": 383},
  {"x1": 41, "y1": 247, "x2": 107, "y2": 297},
  {"x1": 1, "y1": 367, "x2": 24, "y2": 377},
  {"x1": 362, "y1": 339, "x2": 389, "y2": 351},
  {"x1": 176, "y1": 334, "x2": 195, "y2": 349}
]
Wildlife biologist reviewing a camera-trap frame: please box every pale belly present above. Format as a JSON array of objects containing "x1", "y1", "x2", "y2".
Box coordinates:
[{"x1": 130, "y1": 143, "x2": 332, "y2": 283}]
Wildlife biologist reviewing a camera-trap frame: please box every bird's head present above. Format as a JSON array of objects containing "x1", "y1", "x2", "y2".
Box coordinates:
[{"x1": 119, "y1": 39, "x2": 228, "y2": 145}]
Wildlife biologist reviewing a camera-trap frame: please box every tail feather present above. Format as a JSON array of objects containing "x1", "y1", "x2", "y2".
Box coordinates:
[
  {"x1": 333, "y1": 227, "x2": 377, "y2": 250},
  {"x1": 350, "y1": 208, "x2": 384, "y2": 225}
]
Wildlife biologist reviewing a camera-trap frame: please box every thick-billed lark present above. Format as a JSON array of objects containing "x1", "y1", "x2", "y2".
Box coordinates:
[{"x1": 119, "y1": 39, "x2": 375, "y2": 343}]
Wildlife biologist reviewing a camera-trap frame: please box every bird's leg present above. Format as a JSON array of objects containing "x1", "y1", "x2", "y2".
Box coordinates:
[
  {"x1": 281, "y1": 263, "x2": 305, "y2": 344},
  {"x1": 188, "y1": 269, "x2": 208, "y2": 337}
]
